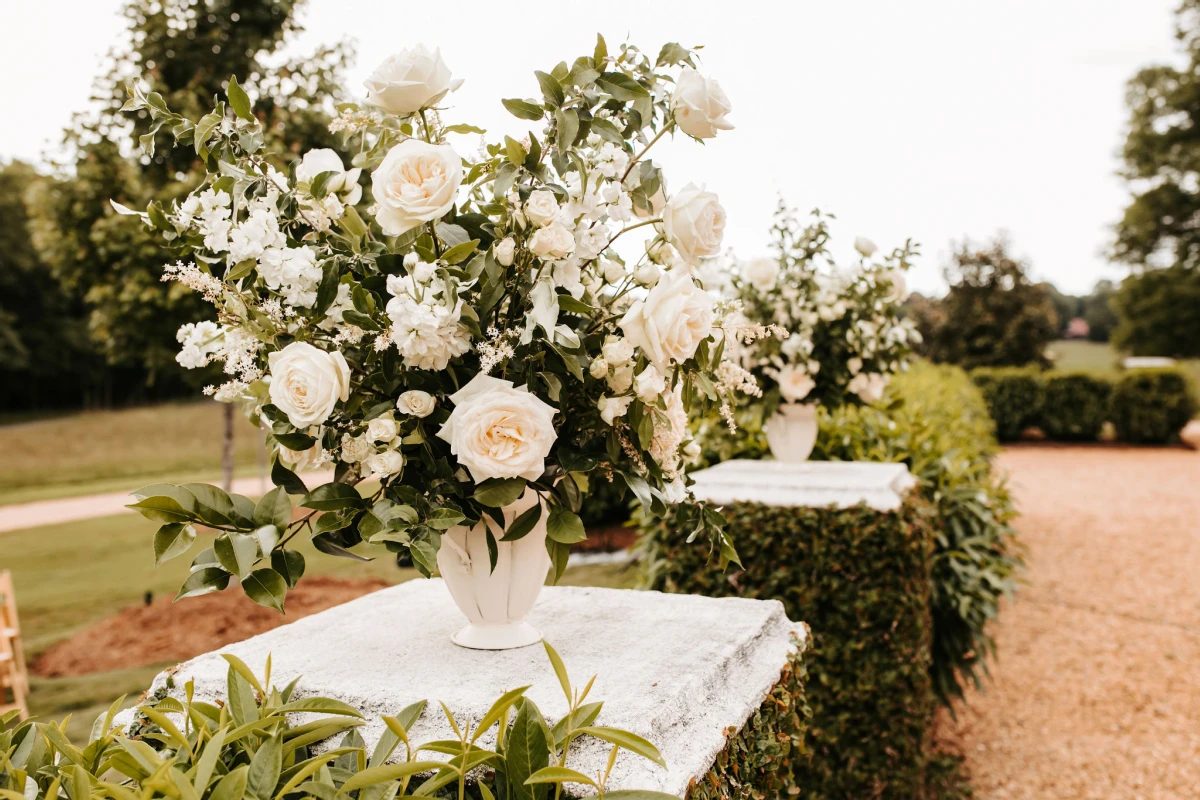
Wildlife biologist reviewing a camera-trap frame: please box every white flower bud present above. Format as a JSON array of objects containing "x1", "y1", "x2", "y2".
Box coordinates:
[
  {"x1": 589, "y1": 356, "x2": 609, "y2": 379},
  {"x1": 634, "y1": 262, "x2": 662, "y2": 287},
  {"x1": 602, "y1": 259, "x2": 627, "y2": 285},
  {"x1": 494, "y1": 237, "x2": 516, "y2": 266}
]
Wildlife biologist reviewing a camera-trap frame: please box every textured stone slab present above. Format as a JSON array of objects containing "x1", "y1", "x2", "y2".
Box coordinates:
[
  {"x1": 689, "y1": 459, "x2": 917, "y2": 511},
  {"x1": 117, "y1": 580, "x2": 805, "y2": 797}
]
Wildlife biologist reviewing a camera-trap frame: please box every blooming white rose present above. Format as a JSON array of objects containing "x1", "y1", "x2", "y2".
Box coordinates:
[
  {"x1": 597, "y1": 395, "x2": 633, "y2": 426},
  {"x1": 363, "y1": 448, "x2": 405, "y2": 478},
  {"x1": 777, "y1": 366, "x2": 816, "y2": 403},
  {"x1": 528, "y1": 223, "x2": 575, "y2": 260},
  {"x1": 364, "y1": 45, "x2": 463, "y2": 116},
  {"x1": 268, "y1": 342, "x2": 351, "y2": 428},
  {"x1": 524, "y1": 189, "x2": 560, "y2": 227},
  {"x1": 601, "y1": 336, "x2": 634, "y2": 366},
  {"x1": 396, "y1": 389, "x2": 437, "y2": 418},
  {"x1": 340, "y1": 433, "x2": 373, "y2": 464},
  {"x1": 371, "y1": 140, "x2": 462, "y2": 236},
  {"x1": 854, "y1": 236, "x2": 878, "y2": 258},
  {"x1": 607, "y1": 364, "x2": 634, "y2": 394},
  {"x1": 662, "y1": 184, "x2": 725, "y2": 265},
  {"x1": 367, "y1": 416, "x2": 399, "y2": 443},
  {"x1": 296, "y1": 149, "x2": 362, "y2": 204},
  {"x1": 436, "y1": 374, "x2": 558, "y2": 483},
  {"x1": 634, "y1": 364, "x2": 667, "y2": 402},
  {"x1": 280, "y1": 441, "x2": 324, "y2": 472},
  {"x1": 620, "y1": 269, "x2": 715, "y2": 368},
  {"x1": 848, "y1": 372, "x2": 889, "y2": 404},
  {"x1": 744, "y1": 257, "x2": 780, "y2": 293},
  {"x1": 494, "y1": 237, "x2": 516, "y2": 266},
  {"x1": 671, "y1": 67, "x2": 734, "y2": 139}
]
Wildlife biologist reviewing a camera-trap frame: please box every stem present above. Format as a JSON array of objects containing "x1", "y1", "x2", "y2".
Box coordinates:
[{"x1": 621, "y1": 122, "x2": 673, "y2": 183}]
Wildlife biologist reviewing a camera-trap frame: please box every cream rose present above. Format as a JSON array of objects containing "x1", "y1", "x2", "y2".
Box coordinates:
[
  {"x1": 280, "y1": 441, "x2": 323, "y2": 472},
  {"x1": 849, "y1": 372, "x2": 889, "y2": 404},
  {"x1": 524, "y1": 189, "x2": 560, "y2": 227},
  {"x1": 340, "y1": 433, "x2": 373, "y2": 464},
  {"x1": 598, "y1": 395, "x2": 633, "y2": 426},
  {"x1": 296, "y1": 149, "x2": 362, "y2": 204},
  {"x1": 371, "y1": 140, "x2": 462, "y2": 236},
  {"x1": 363, "y1": 449, "x2": 405, "y2": 478},
  {"x1": 367, "y1": 416, "x2": 399, "y2": 443},
  {"x1": 671, "y1": 67, "x2": 734, "y2": 139},
  {"x1": 662, "y1": 184, "x2": 725, "y2": 265},
  {"x1": 436, "y1": 374, "x2": 558, "y2": 483},
  {"x1": 364, "y1": 45, "x2": 463, "y2": 116},
  {"x1": 528, "y1": 223, "x2": 575, "y2": 260},
  {"x1": 777, "y1": 366, "x2": 816, "y2": 403},
  {"x1": 396, "y1": 389, "x2": 436, "y2": 418},
  {"x1": 494, "y1": 237, "x2": 516, "y2": 266},
  {"x1": 619, "y1": 268, "x2": 715, "y2": 368},
  {"x1": 634, "y1": 364, "x2": 666, "y2": 402},
  {"x1": 880, "y1": 268, "x2": 908, "y2": 302},
  {"x1": 854, "y1": 236, "x2": 879, "y2": 258},
  {"x1": 744, "y1": 257, "x2": 780, "y2": 293},
  {"x1": 268, "y1": 342, "x2": 350, "y2": 428}
]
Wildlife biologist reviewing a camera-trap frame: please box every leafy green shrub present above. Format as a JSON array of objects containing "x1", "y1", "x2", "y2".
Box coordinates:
[
  {"x1": 969, "y1": 366, "x2": 1043, "y2": 441},
  {"x1": 642, "y1": 500, "x2": 937, "y2": 799},
  {"x1": 1039, "y1": 373, "x2": 1112, "y2": 441},
  {"x1": 1110, "y1": 368, "x2": 1198, "y2": 443}
]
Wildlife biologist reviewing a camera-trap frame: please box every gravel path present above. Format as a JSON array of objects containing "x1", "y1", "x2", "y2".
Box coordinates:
[{"x1": 938, "y1": 446, "x2": 1200, "y2": 799}]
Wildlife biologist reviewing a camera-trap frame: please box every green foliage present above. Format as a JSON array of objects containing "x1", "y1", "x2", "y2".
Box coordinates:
[
  {"x1": 1039, "y1": 373, "x2": 1112, "y2": 441},
  {"x1": 1111, "y1": 265, "x2": 1200, "y2": 358},
  {"x1": 642, "y1": 500, "x2": 939, "y2": 798},
  {"x1": 1109, "y1": 369, "x2": 1198, "y2": 444},
  {"x1": 922, "y1": 236, "x2": 1059, "y2": 369},
  {"x1": 1, "y1": 644, "x2": 681, "y2": 800},
  {"x1": 1083, "y1": 280, "x2": 1118, "y2": 343},
  {"x1": 969, "y1": 366, "x2": 1043, "y2": 442}
]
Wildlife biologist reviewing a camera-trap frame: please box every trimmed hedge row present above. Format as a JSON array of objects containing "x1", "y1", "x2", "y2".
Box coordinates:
[
  {"x1": 642, "y1": 500, "x2": 937, "y2": 799},
  {"x1": 971, "y1": 366, "x2": 1197, "y2": 443}
]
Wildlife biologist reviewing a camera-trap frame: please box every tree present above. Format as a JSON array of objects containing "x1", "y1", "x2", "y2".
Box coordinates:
[
  {"x1": 923, "y1": 236, "x2": 1059, "y2": 369},
  {"x1": 1083, "y1": 279, "x2": 1119, "y2": 343},
  {"x1": 1040, "y1": 282, "x2": 1082, "y2": 337},
  {"x1": 28, "y1": 0, "x2": 352, "y2": 392},
  {"x1": 1112, "y1": 266, "x2": 1200, "y2": 357}
]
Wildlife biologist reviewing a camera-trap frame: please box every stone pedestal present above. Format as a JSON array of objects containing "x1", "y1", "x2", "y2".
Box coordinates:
[
  {"x1": 119, "y1": 580, "x2": 805, "y2": 797},
  {"x1": 689, "y1": 459, "x2": 917, "y2": 511}
]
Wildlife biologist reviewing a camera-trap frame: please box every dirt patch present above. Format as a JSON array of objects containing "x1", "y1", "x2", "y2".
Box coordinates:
[{"x1": 32, "y1": 575, "x2": 392, "y2": 678}]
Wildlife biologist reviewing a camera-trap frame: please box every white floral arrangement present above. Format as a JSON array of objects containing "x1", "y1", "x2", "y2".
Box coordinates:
[
  {"x1": 118, "y1": 38, "x2": 751, "y2": 608},
  {"x1": 726, "y1": 204, "x2": 919, "y2": 417}
]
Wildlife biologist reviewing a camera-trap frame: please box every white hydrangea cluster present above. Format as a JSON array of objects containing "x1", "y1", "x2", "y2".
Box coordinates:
[
  {"x1": 384, "y1": 267, "x2": 472, "y2": 371},
  {"x1": 175, "y1": 321, "x2": 223, "y2": 369}
]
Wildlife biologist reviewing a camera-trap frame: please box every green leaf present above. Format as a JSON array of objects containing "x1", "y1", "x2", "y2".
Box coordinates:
[
  {"x1": 601, "y1": 793, "x2": 683, "y2": 800},
  {"x1": 277, "y1": 697, "x2": 364, "y2": 718},
  {"x1": 596, "y1": 72, "x2": 649, "y2": 102},
  {"x1": 576, "y1": 726, "x2": 666, "y2": 767},
  {"x1": 214, "y1": 533, "x2": 259, "y2": 579},
  {"x1": 505, "y1": 135, "x2": 527, "y2": 167},
  {"x1": 154, "y1": 523, "x2": 196, "y2": 566},
  {"x1": 503, "y1": 698, "x2": 550, "y2": 800},
  {"x1": 534, "y1": 71, "x2": 565, "y2": 108},
  {"x1": 194, "y1": 726, "x2": 228, "y2": 793},
  {"x1": 302, "y1": 482, "x2": 364, "y2": 511},
  {"x1": 182, "y1": 483, "x2": 238, "y2": 526},
  {"x1": 554, "y1": 108, "x2": 580, "y2": 149},
  {"x1": 546, "y1": 508, "x2": 585, "y2": 544},
  {"x1": 501, "y1": 503, "x2": 541, "y2": 542},
  {"x1": 338, "y1": 761, "x2": 445, "y2": 793},
  {"x1": 274, "y1": 432, "x2": 316, "y2": 450},
  {"x1": 246, "y1": 734, "x2": 282, "y2": 800},
  {"x1": 271, "y1": 549, "x2": 306, "y2": 589},
  {"x1": 473, "y1": 478, "x2": 527, "y2": 508},
  {"x1": 471, "y1": 685, "x2": 530, "y2": 743},
  {"x1": 502, "y1": 98, "x2": 545, "y2": 121},
  {"x1": 557, "y1": 295, "x2": 596, "y2": 315},
  {"x1": 542, "y1": 641, "x2": 572, "y2": 704},
  {"x1": 227, "y1": 75, "x2": 254, "y2": 122},
  {"x1": 271, "y1": 459, "x2": 309, "y2": 495},
  {"x1": 655, "y1": 42, "x2": 692, "y2": 67},
  {"x1": 549, "y1": 540, "x2": 570, "y2": 584},
  {"x1": 209, "y1": 767, "x2": 249, "y2": 800},
  {"x1": 176, "y1": 568, "x2": 230, "y2": 601},
  {"x1": 443, "y1": 123, "x2": 486, "y2": 135},
  {"x1": 523, "y1": 767, "x2": 596, "y2": 788},
  {"x1": 440, "y1": 239, "x2": 480, "y2": 265},
  {"x1": 426, "y1": 508, "x2": 467, "y2": 530},
  {"x1": 242, "y1": 568, "x2": 287, "y2": 613},
  {"x1": 255, "y1": 487, "x2": 293, "y2": 531},
  {"x1": 127, "y1": 484, "x2": 196, "y2": 524},
  {"x1": 594, "y1": 34, "x2": 608, "y2": 64}
]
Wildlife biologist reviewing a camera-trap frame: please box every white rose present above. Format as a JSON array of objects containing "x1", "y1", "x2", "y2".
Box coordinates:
[
  {"x1": 296, "y1": 149, "x2": 362, "y2": 204},
  {"x1": 589, "y1": 357, "x2": 609, "y2": 379},
  {"x1": 634, "y1": 364, "x2": 667, "y2": 402},
  {"x1": 436, "y1": 374, "x2": 558, "y2": 483},
  {"x1": 847, "y1": 357, "x2": 863, "y2": 376},
  {"x1": 396, "y1": 389, "x2": 436, "y2": 418},
  {"x1": 607, "y1": 364, "x2": 634, "y2": 394},
  {"x1": 598, "y1": 395, "x2": 633, "y2": 426},
  {"x1": 524, "y1": 190, "x2": 560, "y2": 227},
  {"x1": 364, "y1": 45, "x2": 463, "y2": 116},
  {"x1": 601, "y1": 337, "x2": 634, "y2": 366},
  {"x1": 340, "y1": 433, "x2": 373, "y2": 464},
  {"x1": 671, "y1": 67, "x2": 734, "y2": 140},
  {"x1": 494, "y1": 237, "x2": 516, "y2": 266},
  {"x1": 601, "y1": 259, "x2": 627, "y2": 284},
  {"x1": 528, "y1": 223, "x2": 575, "y2": 260},
  {"x1": 880, "y1": 268, "x2": 908, "y2": 302},
  {"x1": 280, "y1": 441, "x2": 323, "y2": 472},
  {"x1": 777, "y1": 366, "x2": 816, "y2": 403},
  {"x1": 268, "y1": 342, "x2": 351, "y2": 428},
  {"x1": 854, "y1": 236, "x2": 879, "y2": 258},
  {"x1": 662, "y1": 184, "x2": 725, "y2": 265},
  {"x1": 619, "y1": 269, "x2": 715, "y2": 368},
  {"x1": 367, "y1": 416, "x2": 399, "y2": 443},
  {"x1": 363, "y1": 448, "x2": 405, "y2": 478},
  {"x1": 371, "y1": 140, "x2": 462, "y2": 236},
  {"x1": 634, "y1": 262, "x2": 662, "y2": 287},
  {"x1": 848, "y1": 372, "x2": 889, "y2": 404},
  {"x1": 744, "y1": 257, "x2": 780, "y2": 293}
]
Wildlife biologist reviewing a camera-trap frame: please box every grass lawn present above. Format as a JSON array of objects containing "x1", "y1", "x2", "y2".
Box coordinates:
[
  {"x1": 1048, "y1": 338, "x2": 1200, "y2": 388},
  {"x1": 0, "y1": 400, "x2": 266, "y2": 506},
  {"x1": 2, "y1": 512, "x2": 638, "y2": 740}
]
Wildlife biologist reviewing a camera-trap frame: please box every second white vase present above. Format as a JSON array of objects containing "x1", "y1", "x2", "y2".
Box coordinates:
[
  {"x1": 436, "y1": 488, "x2": 552, "y2": 650},
  {"x1": 764, "y1": 402, "x2": 819, "y2": 462}
]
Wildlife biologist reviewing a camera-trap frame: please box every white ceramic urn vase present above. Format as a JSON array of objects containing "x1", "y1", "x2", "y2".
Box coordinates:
[
  {"x1": 436, "y1": 488, "x2": 551, "y2": 650},
  {"x1": 764, "y1": 402, "x2": 819, "y2": 463}
]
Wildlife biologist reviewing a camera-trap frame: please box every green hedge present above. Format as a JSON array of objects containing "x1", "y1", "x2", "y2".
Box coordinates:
[
  {"x1": 642, "y1": 500, "x2": 936, "y2": 799},
  {"x1": 970, "y1": 366, "x2": 1042, "y2": 441},
  {"x1": 1110, "y1": 368, "x2": 1198, "y2": 443},
  {"x1": 969, "y1": 366, "x2": 1197, "y2": 444}
]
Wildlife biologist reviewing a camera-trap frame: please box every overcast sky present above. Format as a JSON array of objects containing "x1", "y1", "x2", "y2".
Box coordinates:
[{"x1": 0, "y1": 0, "x2": 1182, "y2": 295}]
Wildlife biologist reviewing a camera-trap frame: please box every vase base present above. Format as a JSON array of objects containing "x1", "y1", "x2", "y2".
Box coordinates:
[{"x1": 451, "y1": 621, "x2": 543, "y2": 650}]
